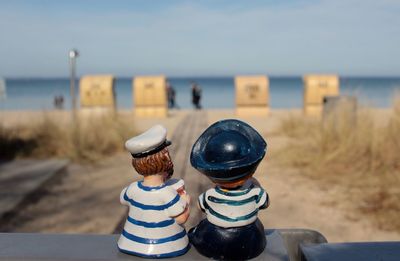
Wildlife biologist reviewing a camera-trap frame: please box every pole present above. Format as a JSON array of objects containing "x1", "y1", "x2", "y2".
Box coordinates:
[
  {"x1": 69, "y1": 49, "x2": 80, "y2": 156},
  {"x1": 69, "y1": 49, "x2": 79, "y2": 121}
]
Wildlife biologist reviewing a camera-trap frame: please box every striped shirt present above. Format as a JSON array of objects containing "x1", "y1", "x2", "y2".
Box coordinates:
[
  {"x1": 117, "y1": 180, "x2": 189, "y2": 258},
  {"x1": 198, "y1": 180, "x2": 269, "y2": 228}
]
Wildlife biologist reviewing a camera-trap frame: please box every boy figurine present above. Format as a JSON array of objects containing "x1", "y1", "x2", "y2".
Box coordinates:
[
  {"x1": 117, "y1": 125, "x2": 190, "y2": 258},
  {"x1": 189, "y1": 119, "x2": 270, "y2": 260}
]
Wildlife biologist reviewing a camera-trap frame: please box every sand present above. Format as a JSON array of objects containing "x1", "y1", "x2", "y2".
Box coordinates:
[{"x1": 1, "y1": 108, "x2": 399, "y2": 242}]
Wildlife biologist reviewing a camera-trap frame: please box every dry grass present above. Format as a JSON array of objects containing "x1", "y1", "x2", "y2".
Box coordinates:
[
  {"x1": 0, "y1": 112, "x2": 135, "y2": 162},
  {"x1": 276, "y1": 99, "x2": 400, "y2": 232}
]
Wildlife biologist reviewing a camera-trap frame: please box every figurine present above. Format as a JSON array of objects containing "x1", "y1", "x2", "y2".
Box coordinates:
[
  {"x1": 117, "y1": 125, "x2": 190, "y2": 258},
  {"x1": 189, "y1": 119, "x2": 270, "y2": 260}
]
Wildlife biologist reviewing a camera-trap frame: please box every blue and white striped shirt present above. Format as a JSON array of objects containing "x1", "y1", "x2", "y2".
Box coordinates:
[
  {"x1": 198, "y1": 179, "x2": 269, "y2": 228},
  {"x1": 117, "y1": 180, "x2": 189, "y2": 258}
]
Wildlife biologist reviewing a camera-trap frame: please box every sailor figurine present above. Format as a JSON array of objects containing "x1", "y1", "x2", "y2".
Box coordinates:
[
  {"x1": 117, "y1": 125, "x2": 190, "y2": 258},
  {"x1": 189, "y1": 119, "x2": 270, "y2": 260}
]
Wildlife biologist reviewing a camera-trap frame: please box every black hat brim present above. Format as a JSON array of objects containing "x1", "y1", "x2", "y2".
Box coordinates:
[{"x1": 131, "y1": 140, "x2": 171, "y2": 158}]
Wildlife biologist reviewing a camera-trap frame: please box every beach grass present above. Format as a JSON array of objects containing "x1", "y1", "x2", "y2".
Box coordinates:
[
  {"x1": 0, "y1": 112, "x2": 135, "y2": 162},
  {"x1": 276, "y1": 98, "x2": 400, "y2": 232}
]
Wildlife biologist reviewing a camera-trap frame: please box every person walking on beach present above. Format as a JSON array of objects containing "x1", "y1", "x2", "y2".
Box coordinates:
[
  {"x1": 191, "y1": 82, "x2": 202, "y2": 110},
  {"x1": 53, "y1": 95, "x2": 64, "y2": 110},
  {"x1": 166, "y1": 82, "x2": 177, "y2": 109}
]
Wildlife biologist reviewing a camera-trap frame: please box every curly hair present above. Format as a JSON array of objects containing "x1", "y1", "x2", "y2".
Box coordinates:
[{"x1": 131, "y1": 148, "x2": 174, "y2": 176}]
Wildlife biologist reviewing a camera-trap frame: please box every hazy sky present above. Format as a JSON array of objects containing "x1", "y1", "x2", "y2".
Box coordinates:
[{"x1": 0, "y1": 0, "x2": 399, "y2": 77}]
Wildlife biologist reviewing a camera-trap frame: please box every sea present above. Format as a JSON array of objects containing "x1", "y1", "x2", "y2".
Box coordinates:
[{"x1": 1, "y1": 77, "x2": 400, "y2": 110}]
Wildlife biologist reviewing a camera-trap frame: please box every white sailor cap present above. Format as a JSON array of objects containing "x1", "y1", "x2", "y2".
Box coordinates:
[{"x1": 125, "y1": 125, "x2": 171, "y2": 158}]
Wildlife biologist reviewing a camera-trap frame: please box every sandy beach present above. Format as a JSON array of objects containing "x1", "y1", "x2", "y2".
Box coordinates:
[{"x1": 0, "y1": 108, "x2": 399, "y2": 243}]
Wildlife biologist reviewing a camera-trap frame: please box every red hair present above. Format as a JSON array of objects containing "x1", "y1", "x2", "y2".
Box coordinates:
[{"x1": 131, "y1": 148, "x2": 173, "y2": 176}]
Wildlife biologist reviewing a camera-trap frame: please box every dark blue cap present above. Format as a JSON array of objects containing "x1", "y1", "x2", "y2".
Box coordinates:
[{"x1": 190, "y1": 119, "x2": 267, "y2": 182}]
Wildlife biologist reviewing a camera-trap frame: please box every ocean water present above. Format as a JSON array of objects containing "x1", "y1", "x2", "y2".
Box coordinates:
[{"x1": 1, "y1": 77, "x2": 400, "y2": 110}]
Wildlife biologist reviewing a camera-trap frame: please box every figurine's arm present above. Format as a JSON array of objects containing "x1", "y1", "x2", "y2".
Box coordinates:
[
  {"x1": 174, "y1": 194, "x2": 190, "y2": 225},
  {"x1": 197, "y1": 192, "x2": 207, "y2": 212},
  {"x1": 164, "y1": 188, "x2": 190, "y2": 224},
  {"x1": 257, "y1": 189, "x2": 270, "y2": 209},
  {"x1": 120, "y1": 186, "x2": 129, "y2": 206}
]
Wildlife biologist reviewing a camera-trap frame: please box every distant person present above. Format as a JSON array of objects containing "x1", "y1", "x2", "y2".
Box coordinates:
[
  {"x1": 166, "y1": 82, "x2": 177, "y2": 109},
  {"x1": 191, "y1": 82, "x2": 202, "y2": 110},
  {"x1": 59, "y1": 95, "x2": 64, "y2": 109},
  {"x1": 53, "y1": 95, "x2": 64, "y2": 109},
  {"x1": 53, "y1": 96, "x2": 59, "y2": 109}
]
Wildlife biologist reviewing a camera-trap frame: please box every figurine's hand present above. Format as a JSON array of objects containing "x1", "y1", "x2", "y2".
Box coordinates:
[
  {"x1": 181, "y1": 193, "x2": 191, "y2": 205},
  {"x1": 174, "y1": 203, "x2": 190, "y2": 225}
]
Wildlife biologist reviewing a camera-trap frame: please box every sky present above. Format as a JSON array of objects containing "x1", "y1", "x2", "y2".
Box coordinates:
[{"x1": 0, "y1": 0, "x2": 399, "y2": 77}]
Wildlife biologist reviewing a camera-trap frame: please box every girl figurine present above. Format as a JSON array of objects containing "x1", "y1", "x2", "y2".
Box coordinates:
[
  {"x1": 117, "y1": 125, "x2": 190, "y2": 258},
  {"x1": 189, "y1": 119, "x2": 270, "y2": 260}
]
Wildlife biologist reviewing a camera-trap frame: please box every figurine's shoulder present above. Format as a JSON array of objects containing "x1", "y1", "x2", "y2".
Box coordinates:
[
  {"x1": 134, "y1": 181, "x2": 176, "y2": 195},
  {"x1": 244, "y1": 177, "x2": 265, "y2": 190},
  {"x1": 165, "y1": 178, "x2": 184, "y2": 189},
  {"x1": 204, "y1": 187, "x2": 218, "y2": 195},
  {"x1": 124, "y1": 181, "x2": 140, "y2": 196},
  {"x1": 124, "y1": 181, "x2": 180, "y2": 206},
  {"x1": 125, "y1": 181, "x2": 170, "y2": 195},
  {"x1": 206, "y1": 179, "x2": 264, "y2": 200},
  {"x1": 165, "y1": 178, "x2": 186, "y2": 196}
]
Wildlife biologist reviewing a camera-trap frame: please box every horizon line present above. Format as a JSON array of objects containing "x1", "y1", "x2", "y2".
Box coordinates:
[{"x1": 4, "y1": 74, "x2": 400, "y2": 80}]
